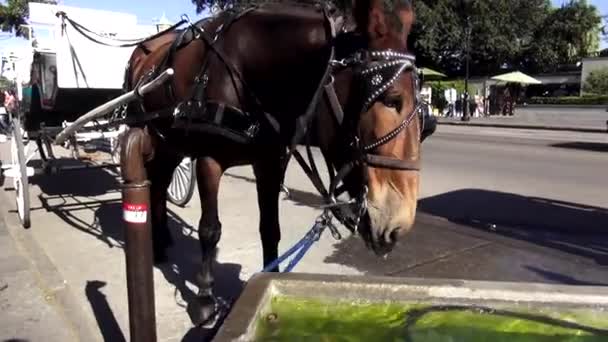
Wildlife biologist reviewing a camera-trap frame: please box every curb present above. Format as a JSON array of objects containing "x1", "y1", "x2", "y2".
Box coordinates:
[
  {"x1": 0, "y1": 188, "x2": 102, "y2": 342},
  {"x1": 437, "y1": 121, "x2": 607, "y2": 134},
  {"x1": 518, "y1": 104, "x2": 608, "y2": 110}
]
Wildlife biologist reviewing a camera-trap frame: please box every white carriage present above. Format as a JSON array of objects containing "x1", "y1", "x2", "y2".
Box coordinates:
[{"x1": 3, "y1": 3, "x2": 195, "y2": 228}]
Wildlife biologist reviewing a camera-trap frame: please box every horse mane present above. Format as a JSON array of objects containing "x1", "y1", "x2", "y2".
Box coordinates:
[
  {"x1": 211, "y1": 0, "x2": 354, "y2": 28},
  {"x1": 222, "y1": 0, "x2": 344, "y2": 12}
]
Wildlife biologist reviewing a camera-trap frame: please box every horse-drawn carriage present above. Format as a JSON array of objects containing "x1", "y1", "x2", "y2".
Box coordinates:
[{"x1": 3, "y1": 3, "x2": 196, "y2": 228}]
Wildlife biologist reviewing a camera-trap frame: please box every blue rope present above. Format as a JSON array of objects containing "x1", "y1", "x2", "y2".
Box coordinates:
[{"x1": 261, "y1": 215, "x2": 328, "y2": 273}]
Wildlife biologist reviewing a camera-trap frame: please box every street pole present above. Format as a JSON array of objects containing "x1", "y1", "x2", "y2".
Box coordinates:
[
  {"x1": 461, "y1": 14, "x2": 472, "y2": 122},
  {"x1": 123, "y1": 181, "x2": 157, "y2": 342}
]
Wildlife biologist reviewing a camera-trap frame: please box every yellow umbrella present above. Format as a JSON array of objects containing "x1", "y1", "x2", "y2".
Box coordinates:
[
  {"x1": 491, "y1": 71, "x2": 541, "y2": 84},
  {"x1": 420, "y1": 67, "x2": 447, "y2": 79}
]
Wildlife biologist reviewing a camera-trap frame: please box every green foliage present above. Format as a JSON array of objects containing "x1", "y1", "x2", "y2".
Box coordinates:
[
  {"x1": 0, "y1": 0, "x2": 57, "y2": 37},
  {"x1": 190, "y1": 0, "x2": 601, "y2": 76},
  {"x1": 524, "y1": 0, "x2": 603, "y2": 73},
  {"x1": 413, "y1": 0, "x2": 554, "y2": 77},
  {"x1": 582, "y1": 68, "x2": 608, "y2": 95},
  {"x1": 0, "y1": 76, "x2": 14, "y2": 90},
  {"x1": 528, "y1": 95, "x2": 608, "y2": 105}
]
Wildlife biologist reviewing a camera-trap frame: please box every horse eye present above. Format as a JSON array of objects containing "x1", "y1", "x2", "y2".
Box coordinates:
[{"x1": 381, "y1": 95, "x2": 402, "y2": 112}]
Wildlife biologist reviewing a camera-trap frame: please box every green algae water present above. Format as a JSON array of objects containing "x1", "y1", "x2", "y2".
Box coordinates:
[{"x1": 254, "y1": 296, "x2": 608, "y2": 342}]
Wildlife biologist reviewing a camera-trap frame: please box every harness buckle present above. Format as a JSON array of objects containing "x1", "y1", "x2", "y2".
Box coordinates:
[
  {"x1": 245, "y1": 123, "x2": 259, "y2": 138},
  {"x1": 330, "y1": 59, "x2": 347, "y2": 68}
]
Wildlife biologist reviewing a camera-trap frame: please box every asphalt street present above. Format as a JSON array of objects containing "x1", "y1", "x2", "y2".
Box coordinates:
[
  {"x1": 0, "y1": 124, "x2": 606, "y2": 341},
  {"x1": 418, "y1": 125, "x2": 608, "y2": 231}
]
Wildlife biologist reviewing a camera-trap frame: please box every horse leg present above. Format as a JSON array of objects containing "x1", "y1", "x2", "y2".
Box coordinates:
[
  {"x1": 145, "y1": 146, "x2": 181, "y2": 264},
  {"x1": 253, "y1": 155, "x2": 283, "y2": 272},
  {"x1": 192, "y1": 157, "x2": 224, "y2": 326}
]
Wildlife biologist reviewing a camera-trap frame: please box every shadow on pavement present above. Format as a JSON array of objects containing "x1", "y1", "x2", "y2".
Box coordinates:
[
  {"x1": 418, "y1": 189, "x2": 608, "y2": 265},
  {"x1": 524, "y1": 266, "x2": 608, "y2": 286},
  {"x1": 325, "y1": 189, "x2": 608, "y2": 285},
  {"x1": 550, "y1": 142, "x2": 608, "y2": 153},
  {"x1": 34, "y1": 166, "x2": 244, "y2": 342},
  {"x1": 419, "y1": 189, "x2": 607, "y2": 235},
  {"x1": 85, "y1": 280, "x2": 126, "y2": 342},
  {"x1": 224, "y1": 171, "x2": 326, "y2": 208},
  {"x1": 28, "y1": 159, "x2": 120, "y2": 197}
]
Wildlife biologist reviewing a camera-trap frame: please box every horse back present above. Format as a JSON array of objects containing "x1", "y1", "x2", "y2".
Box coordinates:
[{"x1": 124, "y1": 17, "x2": 221, "y2": 113}]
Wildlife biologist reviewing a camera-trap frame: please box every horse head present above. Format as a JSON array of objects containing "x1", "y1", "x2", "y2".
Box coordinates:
[{"x1": 318, "y1": 0, "x2": 423, "y2": 256}]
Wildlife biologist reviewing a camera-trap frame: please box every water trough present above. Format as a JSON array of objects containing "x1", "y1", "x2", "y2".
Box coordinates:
[{"x1": 213, "y1": 273, "x2": 608, "y2": 341}]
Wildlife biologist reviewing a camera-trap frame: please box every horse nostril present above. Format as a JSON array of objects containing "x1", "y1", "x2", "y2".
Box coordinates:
[{"x1": 389, "y1": 229, "x2": 400, "y2": 244}]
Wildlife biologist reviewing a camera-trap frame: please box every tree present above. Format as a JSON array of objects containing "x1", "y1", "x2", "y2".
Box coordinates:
[
  {"x1": 601, "y1": 15, "x2": 607, "y2": 44},
  {"x1": 582, "y1": 67, "x2": 608, "y2": 95},
  {"x1": 190, "y1": 0, "x2": 601, "y2": 76},
  {"x1": 0, "y1": 0, "x2": 57, "y2": 37},
  {"x1": 410, "y1": 0, "x2": 552, "y2": 76},
  {"x1": 0, "y1": 76, "x2": 14, "y2": 90},
  {"x1": 522, "y1": 0, "x2": 602, "y2": 73}
]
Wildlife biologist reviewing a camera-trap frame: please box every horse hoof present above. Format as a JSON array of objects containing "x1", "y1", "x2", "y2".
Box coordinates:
[{"x1": 189, "y1": 295, "x2": 220, "y2": 328}]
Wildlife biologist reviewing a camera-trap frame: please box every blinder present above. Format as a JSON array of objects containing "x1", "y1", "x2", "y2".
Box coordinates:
[
  {"x1": 326, "y1": 49, "x2": 423, "y2": 173},
  {"x1": 358, "y1": 51, "x2": 418, "y2": 113}
]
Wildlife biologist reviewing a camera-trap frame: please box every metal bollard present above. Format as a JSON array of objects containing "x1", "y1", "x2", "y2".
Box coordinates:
[{"x1": 122, "y1": 181, "x2": 157, "y2": 342}]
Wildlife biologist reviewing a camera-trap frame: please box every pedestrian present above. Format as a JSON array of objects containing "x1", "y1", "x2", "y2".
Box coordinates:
[
  {"x1": 455, "y1": 95, "x2": 463, "y2": 118},
  {"x1": 4, "y1": 89, "x2": 17, "y2": 115},
  {"x1": 443, "y1": 87, "x2": 457, "y2": 117},
  {"x1": 501, "y1": 86, "x2": 511, "y2": 116},
  {"x1": 1, "y1": 89, "x2": 17, "y2": 136}
]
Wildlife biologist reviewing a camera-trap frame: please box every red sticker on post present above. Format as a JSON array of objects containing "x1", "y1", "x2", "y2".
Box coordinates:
[{"x1": 123, "y1": 204, "x2": 148, "y2": 224}]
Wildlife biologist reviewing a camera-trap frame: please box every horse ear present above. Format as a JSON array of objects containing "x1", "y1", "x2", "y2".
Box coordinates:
[
  {"x1": 354, "y1": 1, "x2": 417, "y2": 42},
  {"x1": 352, "y1": 0, "x2": 392, "y2": 42},
  {"x1": 368, "y1": 4, "x2": 389, "y2": 40}
]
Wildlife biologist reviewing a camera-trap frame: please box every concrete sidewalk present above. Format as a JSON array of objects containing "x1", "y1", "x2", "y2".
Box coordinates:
[
  {"x1": 0, "y1": 208, "x2": 79, "y2": 342},
  {"x1": 437, "y1": 106, "x2": 608, "y2": 133}
]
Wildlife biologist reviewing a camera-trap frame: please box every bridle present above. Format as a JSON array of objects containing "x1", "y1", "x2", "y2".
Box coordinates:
[
  {"x1": 333, "y1": 49, "x2": 423, "y2": 171},
  {"x1": 291, "y1": 37, "x2": 424, "y2": 235}
]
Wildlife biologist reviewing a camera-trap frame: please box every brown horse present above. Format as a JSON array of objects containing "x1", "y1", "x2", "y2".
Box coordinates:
[{"x1": 121, "y1": 0, "x2": 426, "y2": 325}]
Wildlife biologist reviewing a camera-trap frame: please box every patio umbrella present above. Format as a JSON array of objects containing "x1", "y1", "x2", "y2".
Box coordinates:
[
  {"x1": 491, "y1": 71, "x2": 541, "y2": 84},
  {"x1": 420, "y1": 67, "x2": 447, "y2": 80}
]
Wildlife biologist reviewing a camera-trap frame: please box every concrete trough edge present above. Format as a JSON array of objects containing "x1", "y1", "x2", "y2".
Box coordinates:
[{"x1": 213, "y1": 272, "x2": 608, "y2": 341}]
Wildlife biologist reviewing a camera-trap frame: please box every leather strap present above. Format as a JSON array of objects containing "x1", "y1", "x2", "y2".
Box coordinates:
[
  {"x1": 283, "y1": 7, "x2": 337, "y2": 161},
  {"x1": 324, "y1": 81, "x2": 344, "y2": 126},
  {"x1": 363, "y1": 154, "x2": 420, "y2": 170}
]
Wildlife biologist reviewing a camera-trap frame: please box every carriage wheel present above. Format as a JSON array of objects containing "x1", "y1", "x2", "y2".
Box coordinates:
[
  {"x1": 167, "y1": 157, "x2": 196, "y2": 207},
  {"x1": 11, "y1": 118, "x2": 31, "y2": 228},
  {"x1": 110, "y1": 136, "x2": 121, "y2": 165}
]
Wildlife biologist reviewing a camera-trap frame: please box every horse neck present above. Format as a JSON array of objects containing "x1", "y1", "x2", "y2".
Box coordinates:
[{"x1": 225, "y1": 7, "x2": 335, "y2": 123}]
